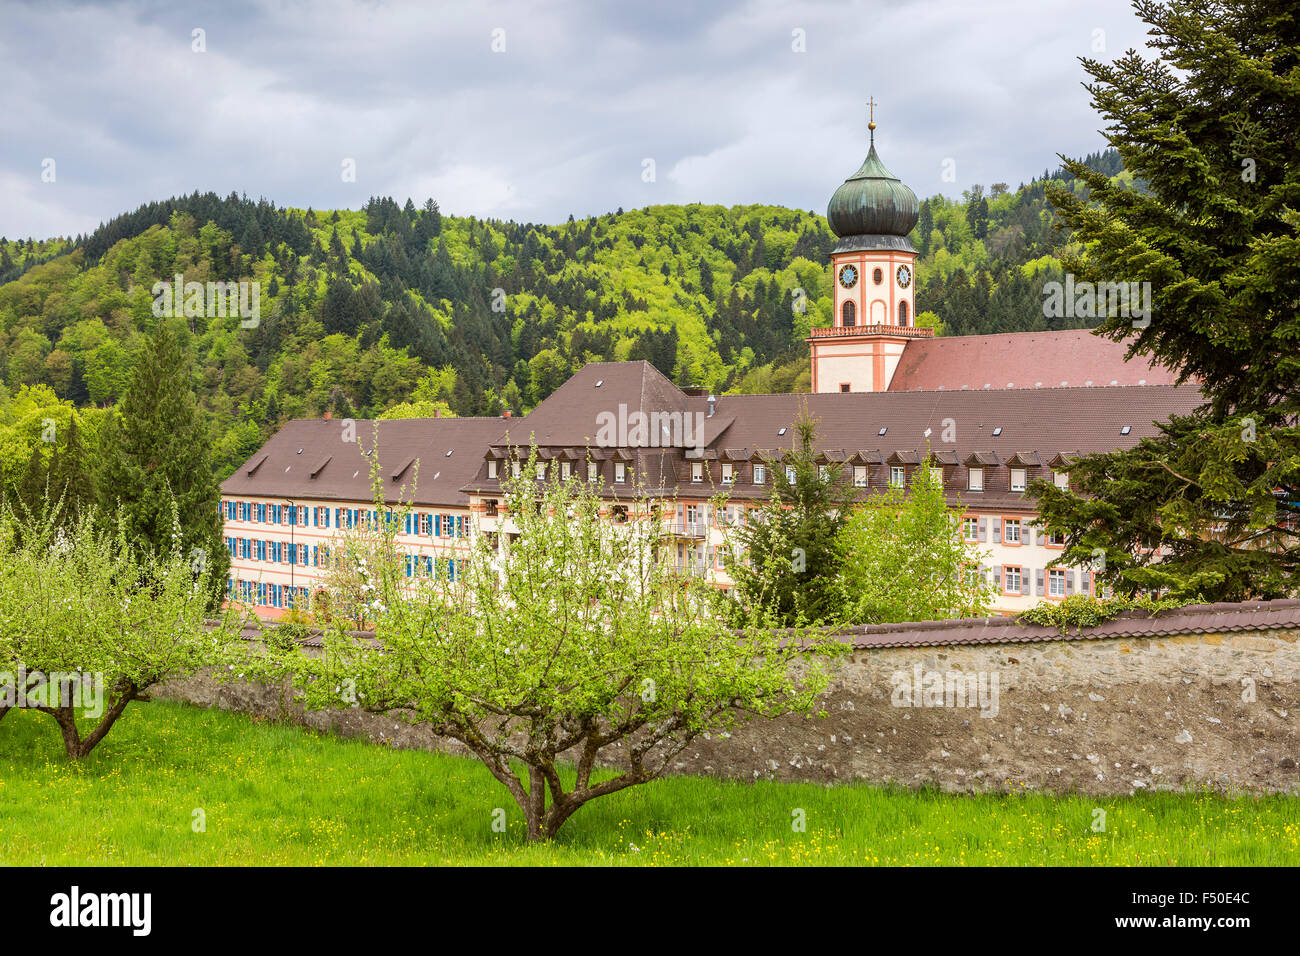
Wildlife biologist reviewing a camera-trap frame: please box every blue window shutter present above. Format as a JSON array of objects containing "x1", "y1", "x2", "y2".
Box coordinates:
[{"x1": 405, "y1": 514, "x2": 412, "y2": 535}]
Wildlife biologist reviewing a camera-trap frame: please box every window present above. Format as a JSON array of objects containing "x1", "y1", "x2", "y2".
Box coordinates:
[
  {"x1": 841, "y1": 300, "x2": 856, "y2": 327},
  {"x1": 511, "y1": 461, "x2": 522, "y2": 479},
  {"x1": 819, "y1": 465, "x2": 830, "y2": 481},
  {"x1": 1004, "y1": 566, "x2": 1022, "y2": 594},
  {"x1": 1010, "y1": 468, "x2": 1027, "y2": 492},
  {"x1": 853, "y1": 465, "x2": 868, "y2": 488},
  {"x1": 963, "y1": 517, "x2": 978, "y2": 541},
  {"x1": 535, "y1": 463, "x2": 547, "y2": 481},
  {"x1": 487, "y1": 460, "x2": 498, "y2": 479},
  {"x1": 1048, "y1": 568, "x2": 1066, "y2": 598},
  {"x1": 753, "y1": 464, "x2": 766, "y2": 484},
  {"x1": 587, "y1": 462, "x2": 599, "y2": 482},
  {"x1": 968, "y1": 467, "x2": 984, "y2": 491},
  {"x1": 1047, "y1": 529, "x2": 1066, "y2": 547},
  {"x1": 890, "y1": 466, "x2": 905, "y2": 488},
  {"x1": 614, "y1": 462, "x2": 627, "y2": 483},
  {"x1": 560, "y1": 461, "x2": 572, "y2": 480},
  {"x1": 785, "y1": 465, "x2": 796, "y2": 483},
  {"x1": 485, "y1": 499, "x2": 499, "y2": 518},
  {"x1": 721, "y1": 463, "x2": 733, "y2": 484},
  {"x1": 840, "y1": 383, "x2": 850, "y2": 393},
  {"x1": 1053, "y1": 470, "x2": 1069, "y2": 489},
  {"x1": 612, "y1": 505, "x2": 628, "y2": 523},
  {"x1": 898, "y1": 300, "x2": 909, "y2": 326},
  {"x1": 1003, "y1": 518, "x2": 1021, "y2": 544},
  {"x1": 691, "y1": 462, "x2": 704, "y2": 483},
  {"x1": 872, "y1": 267, "x2": 883, "y2": 284}
]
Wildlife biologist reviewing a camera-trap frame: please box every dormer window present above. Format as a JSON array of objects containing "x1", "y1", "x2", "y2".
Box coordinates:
[
  {"x1": 614, "y1": 462, "x2": 627, "y2": 483},
  {"x1": 1053, "y1": 470, "x2": 1069, "y2": 489},
  {"x1": 535, "y1": 463, "x2": 546, "y2": 481},
  {"x1": 511, "y1": 461, "x2": 522, "y2": 479},
  {"x1": 721, "y1": 463, "x2": 734, "y2": 484},
  {"x1": 853, "y1": 465, "x2": 867, "y2": 487},
  {"x1": 1010, "y1": 468, "x2": 1026, "y2": 492},
  {"x1": 753, "y1": 463, "x2": 766, "y2": 484},
  {"x1": 587, "y1": 462, "x2": 599, "y2": 483},
  {"x1": 785, "y1": 465, "x2": 796, "y2": 483},
  {"x1": 691, "y1": 462, "x2": 704, "y2": 483},
  {"x1": 560, "y1": 461, "x2": 572, "y2": 480},
  {"x1": 968, "y1": 467, "x2": 984, "y2": 491},
  {"x1": 487, "y1": 460, "x2": 498, "y2": 479},
  {"x1": 889, "y1": 466, "x2": 905, "y2": 488}
]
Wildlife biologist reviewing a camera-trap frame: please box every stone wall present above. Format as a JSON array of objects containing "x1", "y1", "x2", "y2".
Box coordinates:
[{"x1": 156, "y1": 626, "x2": 1300, "y2": 795}]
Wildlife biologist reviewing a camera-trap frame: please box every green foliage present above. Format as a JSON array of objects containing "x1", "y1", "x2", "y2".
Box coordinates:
[
  {"x1": 95, "y1": 320, "x2": 229, "y2": 605},
  {"x1": 0, "y1": 155, "x2": 1119, "y2": 486},
  {"x1": 1036, "y1": 0, "x2": 1300, "y2": 603},
  {"x1": 3, "y1": 700, "x2": 1297, "y2": 864},
  {"x1": 261, "y1": 447, "x2": 841, "y2": 842},
  {"x1": 835, "y1": 455, "x2": 996, "y2": 624},
  {"x1": 0, "y1": 504, "x2": 246, "y2": 757},
  {"x1": 1016, "y1": 593, "x2": 1198, "y2": 635},
  {"x1": 723, "y1": 407, "x2": 855, "y2": 626}
]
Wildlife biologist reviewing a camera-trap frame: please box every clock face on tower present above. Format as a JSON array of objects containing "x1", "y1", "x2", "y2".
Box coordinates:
[
  {"x1": 896, "y1": 264, "x2": 912, "y2": 288},
  {"x1": 837, "y1": 264, "x2": 858, "y2": 288}
]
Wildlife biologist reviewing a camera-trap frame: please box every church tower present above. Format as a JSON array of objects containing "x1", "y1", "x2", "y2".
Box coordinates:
[{"x1": 809, "y1": 102, "x2": 931, "y2": 393}]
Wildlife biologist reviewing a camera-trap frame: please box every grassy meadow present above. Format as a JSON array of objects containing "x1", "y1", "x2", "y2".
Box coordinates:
[{"x1": 0, "y1": 701, "x2": 1296, "y2": 866}]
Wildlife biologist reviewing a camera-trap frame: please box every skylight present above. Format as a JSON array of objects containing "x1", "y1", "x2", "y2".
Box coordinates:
[
  {"x1": 992, "y1": 427, "x2": 1002, "y2": 437},
  {"x1": 778, "y1": 427, "x2": 787, "y2": 436},
  {"x1": 595, "y1": 380, "x2": 603, "y2": 387},
  {"x1": 1120, "y1": 426, "x2": 1132, "y2": 435},
  {"x1": 878, "y1": 427, "x2": 887, "y2": 436}
]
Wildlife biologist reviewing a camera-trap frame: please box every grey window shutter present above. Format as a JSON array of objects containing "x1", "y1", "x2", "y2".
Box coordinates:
[
  {"x1": 1035, "y1": 568, "x2": 1045, "y2": 595},
  {"x1": 978, "y1": 517, "x2": 987, "y2": 541},
  {"x1": 1065, "y1": 570, "x2": 1075, "y2": 595},
  {"x1": 992, "y1": 517, "x2": 1001, "y2": 539},
  {"x1": 992, "y1": 565, "x2": 1002, "y2": 590},
  {"x1": 1021, "y1": 572, "x2": 1030, "y2": 595}
]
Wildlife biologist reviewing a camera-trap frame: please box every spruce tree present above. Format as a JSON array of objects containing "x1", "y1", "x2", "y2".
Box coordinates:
[
  {"x1": 1036, "y1": 0, "x2": 1300, "y2": 601},
  {"x1": 724, "y1": 407, "x2": 853, "y2": 626},
  {"x1": 97, "y1": 320, "x2": 229, "y2": 605}
]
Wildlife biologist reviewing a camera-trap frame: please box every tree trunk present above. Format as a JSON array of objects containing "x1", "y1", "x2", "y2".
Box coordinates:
[
  {"x1": 0, "y1": 706, "x2": 10, "y2": 724},
  {"x1": 524, "y1": 766, "x2": 547, "y2": 842}
]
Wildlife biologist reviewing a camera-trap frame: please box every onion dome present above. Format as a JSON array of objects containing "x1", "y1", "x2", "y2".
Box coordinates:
[{"x1": 827, "y1": 120, "x2": 919, "y2": 245}]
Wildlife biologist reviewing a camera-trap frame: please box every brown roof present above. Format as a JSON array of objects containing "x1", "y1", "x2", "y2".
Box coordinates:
[
  {"x1": 830, "y1": 598, "x2": 1300, "y2": 649},
  {"x1": 887, "y1": 329, "x2": 1184, "y2": 392},
  {"x1": 704, "y1": 383, "x2": 1203, "y2": 463},
  {"x1": 220, "y1": 416, "x2": 511, "y2": 507}
]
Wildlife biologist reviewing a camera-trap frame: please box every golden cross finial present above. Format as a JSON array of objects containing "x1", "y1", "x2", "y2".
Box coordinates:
[{"x1": 867, "y1": 96, "x2": 877, "y2": 131}]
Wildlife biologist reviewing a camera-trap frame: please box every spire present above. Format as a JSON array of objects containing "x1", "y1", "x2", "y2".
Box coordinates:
[{"x1": 867, "y1": 96, "x2": 876, "y2": 147}]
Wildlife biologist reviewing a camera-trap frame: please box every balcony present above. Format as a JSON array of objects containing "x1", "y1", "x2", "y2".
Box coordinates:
[
  {"x1": 807, "y1": 324, "x2": 935, "y2": 340},
  {"x1": 667, "y1": 521, "x2": 710, "y2": 538}
]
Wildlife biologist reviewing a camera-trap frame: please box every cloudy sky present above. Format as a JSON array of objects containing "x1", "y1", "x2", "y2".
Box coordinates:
[{"x1": 1, "y1": 0, "x2": 1154, "y2": 239}]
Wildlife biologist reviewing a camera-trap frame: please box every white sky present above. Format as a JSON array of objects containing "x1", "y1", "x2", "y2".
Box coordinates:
[{"x1": 0, "y1": 0, "x2": 1154, "y2": 239}]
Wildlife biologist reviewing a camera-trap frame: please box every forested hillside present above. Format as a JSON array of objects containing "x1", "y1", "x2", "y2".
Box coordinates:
[{"x1": 0, "y1": 150, "x2": 1121, "y2": 483}]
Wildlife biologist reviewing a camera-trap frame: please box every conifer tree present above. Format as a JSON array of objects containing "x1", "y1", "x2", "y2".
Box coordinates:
[
  {"x1": 1036, "y1": 0, "x2": 1300, "y2": 601},
  {"x1": 723, "y1": 407, "x2": 853, "y2": 625},
  {"x1": 96, "y1": 320, "x2": 228, "y2": 605}
]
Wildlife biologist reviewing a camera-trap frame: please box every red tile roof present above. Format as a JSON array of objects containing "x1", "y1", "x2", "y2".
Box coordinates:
[{"x1": 887, "y1": 329, "x2": 1184, "y2": 392}]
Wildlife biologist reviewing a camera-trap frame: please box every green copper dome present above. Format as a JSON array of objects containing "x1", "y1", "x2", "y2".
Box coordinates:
[{"x1": 826, "y1": 139, "x2": 919, "y2": 240}]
